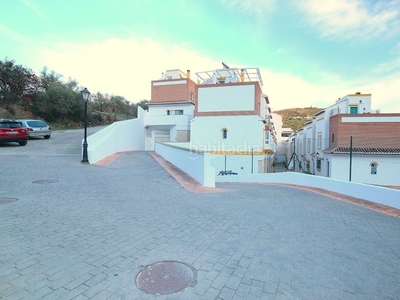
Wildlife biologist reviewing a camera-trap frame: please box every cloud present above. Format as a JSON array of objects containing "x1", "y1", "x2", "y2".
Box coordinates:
[
  {"x1": 218, "y1": 0, "x2": 276, "y2": 19},
  {"x1": 357, "y1": 75, "x2": 400, "y2": 112},
  {"x1": 0, "y1": 24, "x2": 28, "y2": 43},
  {"x1": 370, "y1": 42, "x2": 400, "y2": 75},
  {"x1": 262, "y1": 68, "x2": 400, "y2": 113},
  {"x1": 21, "y1": 0, "x2": 47, "y2": 20},
  {"x1": 297, "y1": 0, "x2": 400, "y2": 40},
  {"x1": 41, "y1": 37, "x2": 219, "y2": 102},
  {"x1": 261, "y1": 70, "x2": 337, "y2": 110}
]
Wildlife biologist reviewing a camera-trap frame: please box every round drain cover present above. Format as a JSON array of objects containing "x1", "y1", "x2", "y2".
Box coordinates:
[
  {"x1": 136, "y1": 261, "x2": 196, "y2": 295},
  {"x1": 33, "y1": 179, "x2": 59, "y2": 184},
  {"x1": 0, "y1": 197, "x2": 18, "y2": 204}
]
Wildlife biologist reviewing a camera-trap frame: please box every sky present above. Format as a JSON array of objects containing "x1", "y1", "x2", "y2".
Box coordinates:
[{"x1": 1, "y1": 0, "x2": 400, "y2": 112}]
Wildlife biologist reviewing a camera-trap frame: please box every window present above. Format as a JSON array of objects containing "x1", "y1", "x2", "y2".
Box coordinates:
[
  {"x1": 306, "y1": 160, "x2": 310, "y2": 172},
  {"x1": 307, "y1": 138, "x2": 311, "y2": 153},
  {"x1": 175, "y1": 110, "x2": 183, "y2": 115},
  {"x1": 265, "y1": 130, "x2": 270, "y2": 144},
  {"x1": 317, "y1": 132, "x2": 322, "y2": 150},
  {"x1": 350, "y1": 106, "x2": 358, "y2": 114},
  {"x1": 221, "y1": 128, "x2": 228, "y2": 139},
  {"x1": 167, "y1": 110, "x2": 170, "y2": 115},
  {"x1": 370, "y1": 162, "x2": 378, "y2": 175},
  {"x1": 331, "y1": 133, "x2": 334, "y2": 143},
  {"x1": 190, "y1": 93, "x2": 194, "y2": 101},
  {"x1": 316, "y1": 159, "x2": 321, "y2": 170}
]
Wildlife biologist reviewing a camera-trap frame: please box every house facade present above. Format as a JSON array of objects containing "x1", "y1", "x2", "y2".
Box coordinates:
[
  {"x1": 286, "y1": 93, "x2": 400, "y2": 186},
  {"x1": 144, "y1": 69, "x2": 196, "y2": 150},
  {"x1": 190, "y1": 67, "x2": 277, "y2": 174}
]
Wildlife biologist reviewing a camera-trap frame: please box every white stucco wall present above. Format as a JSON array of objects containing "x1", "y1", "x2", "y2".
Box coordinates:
[
  {"x1": 86, "y1": 107, "x2": 146, "y2": 164},
  {"x1": 217, "y1": 172, "x2": 400, "y2": 209},
  {"x1": 327, "y1": 94, "x2": 372, "y2": 115},
  {"x1": 190, "y1": 115, "x2": 264, "y2": 152},
  {"x1": 155, "y1": 142, "x2": 215, "y2": 187},
  {"x1": 197, "y1": 85, "x2": 255, "y2": 112},
  {"x1": 272, "y1": 113, "x2": 283, "y2": 143},
  {"x1": 211, "y1": 153, "x2": 268, "y2": 175},
  {"x1": 330, "y1": 155, "x2": 400, "y2": 185},
  {"x1": 146, "y1": 103, "x2": 194, "y2": 117}
]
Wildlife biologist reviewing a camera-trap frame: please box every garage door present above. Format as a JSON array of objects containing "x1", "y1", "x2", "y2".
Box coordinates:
[{"x1": 155, "y1": 132, "x2": 170, "y2": 143}]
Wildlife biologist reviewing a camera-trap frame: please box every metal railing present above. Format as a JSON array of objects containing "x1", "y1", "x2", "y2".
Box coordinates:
[{"x1": 287, "y1": 136, "x2": 400, "y2": 187}]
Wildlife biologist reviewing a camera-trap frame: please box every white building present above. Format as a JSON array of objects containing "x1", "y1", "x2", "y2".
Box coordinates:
[
  {"x1": 286, "y1": 93, "x2": 400, "y2": 186},
  {"x1": 87, "y1": 65, "x2": 279, "y2": 176},
  {"x1": 144, "y1": 69, "x2": 196, "y2": 150},
  {"x1": 190, "y1": 67, "x2": 277, "y2": 175}
]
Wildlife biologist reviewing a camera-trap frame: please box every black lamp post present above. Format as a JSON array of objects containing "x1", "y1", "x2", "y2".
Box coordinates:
[{"x1": 81, "y1": 87, "x2": 91, "y2": 163}]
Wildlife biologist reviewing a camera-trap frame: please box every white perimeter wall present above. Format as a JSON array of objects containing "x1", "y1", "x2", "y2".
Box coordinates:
[
  {"x1": 217, "y1": 172, "x2": 400, "y2": 209},
  {"x1": 330, "y1": 155, "x2": 400, "y2": 185},
  {"x1": 147, "y1": 142, "x2": 399, "y2": 209},
  {"x1": 155, "y1": 142, "x2": 215, "y2": 187},
  {"x1": 86, "y1": 107, "x2": 146, "y2": 164},
  {"x1": 211, "y1": 154, "x2": 267, "y2": 175}
]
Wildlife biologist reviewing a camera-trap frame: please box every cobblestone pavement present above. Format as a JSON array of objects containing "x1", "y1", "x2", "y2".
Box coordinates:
[{"x1": 1, "y1": 144, "x2": 400, "y2": 299}]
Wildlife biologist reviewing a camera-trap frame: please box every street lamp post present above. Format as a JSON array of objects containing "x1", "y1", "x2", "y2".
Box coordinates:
[{"x1": 81, "y1": 87, "x2": 91, "y2": 163}]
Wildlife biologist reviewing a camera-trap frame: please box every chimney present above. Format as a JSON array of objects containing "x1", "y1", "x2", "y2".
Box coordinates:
[{"x1": 187, "y1": 70, "x2": 191, "y2": 79}]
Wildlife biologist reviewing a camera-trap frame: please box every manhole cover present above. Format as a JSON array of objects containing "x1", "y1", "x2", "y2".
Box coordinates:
[
  {"x1": 0, "y1": 197, "x2": 18, "y2": 204},
  {"x1": 33, "y1": 179, "x2": 59, "y2": 184},
  {"x1": 136, "y1": 261, "x2": 196, "y2": 295}
]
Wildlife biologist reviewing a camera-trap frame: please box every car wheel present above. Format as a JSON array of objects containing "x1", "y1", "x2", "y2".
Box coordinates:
[
  {"x1": 19, "y1": 141, "x2": 27, "y2": 146},
  {"x1": 44, "y1": 135, "x2": 51, "y2": 139}
]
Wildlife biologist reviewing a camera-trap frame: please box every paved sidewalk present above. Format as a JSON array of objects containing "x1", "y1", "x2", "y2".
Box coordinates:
[{"x1": 1, "y1": 151, "x2": 400, "y2": 299}]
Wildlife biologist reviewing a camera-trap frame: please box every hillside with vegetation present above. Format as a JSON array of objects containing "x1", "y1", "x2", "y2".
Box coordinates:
[
  {"x1": 0, "y1": 58, "x2": 148, "y2": 129},
  {"x1": 274, "y1": 107, "x2": 323, "y2": 132}
]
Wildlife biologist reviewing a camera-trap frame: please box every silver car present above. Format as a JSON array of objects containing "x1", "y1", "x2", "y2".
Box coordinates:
[{"x1": 17, "y1": 119, "x2": 52, "y2": 139}]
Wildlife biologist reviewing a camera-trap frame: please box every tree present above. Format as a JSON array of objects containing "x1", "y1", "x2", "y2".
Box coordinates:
[
  {"x1": 40, "y1": 67, "x2": 64, "y2": 90},
  {"x1": 32, "y1": 78, "x2": 84, "y2": 123},
  {"x1": 137, "y1": 99, "x2": 149, "y2": 111},
  {"x1": 91, "y1": 92, "x2": 109, "y2": 113},
  {"x1": 0, "y1": 58, "x2": 40, "y2": 101}
]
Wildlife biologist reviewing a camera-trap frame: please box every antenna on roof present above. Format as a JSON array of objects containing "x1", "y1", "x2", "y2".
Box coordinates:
[{"x1": 222, "y1": 62, "x2": 230, "y2": 69}]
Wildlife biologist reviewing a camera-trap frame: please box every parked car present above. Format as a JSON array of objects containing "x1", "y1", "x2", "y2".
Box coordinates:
[
  {"x1": 0, "y1": 119, "x2": 29, "y2": 146},
  {"x1": 17, "y1": 119, "x2": 52, "y2": 139}
]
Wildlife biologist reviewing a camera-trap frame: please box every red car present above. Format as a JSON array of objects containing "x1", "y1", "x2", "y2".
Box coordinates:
[{"x1": 0, "y1": 119, "x2": 29, "y2": 146}]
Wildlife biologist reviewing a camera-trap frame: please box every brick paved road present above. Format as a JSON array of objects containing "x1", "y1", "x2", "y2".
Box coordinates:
[{"x1": 1, "y1": 132, "x2": 400, "y2": 299}]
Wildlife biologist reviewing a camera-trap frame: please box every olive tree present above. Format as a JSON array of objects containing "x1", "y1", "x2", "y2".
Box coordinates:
[{"x1": 0, "y1": 58, "x2": 40, "y2": 101}]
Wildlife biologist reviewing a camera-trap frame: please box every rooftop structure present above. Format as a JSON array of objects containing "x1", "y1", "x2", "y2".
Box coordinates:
[{"x1": 196, "y1": 66, "x2": 263, "y2": 86}]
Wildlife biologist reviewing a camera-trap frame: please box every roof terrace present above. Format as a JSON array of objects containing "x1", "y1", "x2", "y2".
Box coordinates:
[{"x1": 195, "y1": 66, "x2": 263, "y2": 86}]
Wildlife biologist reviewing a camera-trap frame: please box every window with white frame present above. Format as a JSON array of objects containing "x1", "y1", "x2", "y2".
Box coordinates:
[{"x1": 307, "y1": 138, "x2": 311, "y2": 153}]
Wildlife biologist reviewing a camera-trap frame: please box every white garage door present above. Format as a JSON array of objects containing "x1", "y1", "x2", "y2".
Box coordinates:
[{"x1": 155, "y1": 132, "x2": 170, "y2": 143}]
